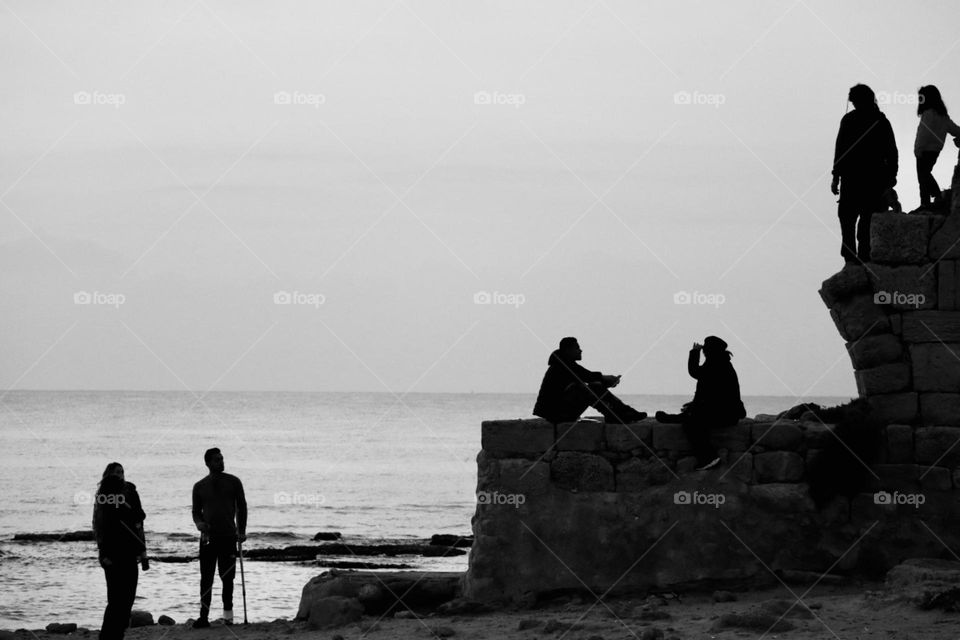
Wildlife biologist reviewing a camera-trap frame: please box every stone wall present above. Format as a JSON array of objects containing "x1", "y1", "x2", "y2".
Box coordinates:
[{"x1": 462, "y1": 417, "x2": 960, "y2": 602}]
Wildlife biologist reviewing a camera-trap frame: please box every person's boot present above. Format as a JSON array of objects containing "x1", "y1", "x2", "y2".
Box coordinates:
[
  {"x1": 192, "y1": 617, "x2": 210, "y2": 629},
  {"x1": 223, "y1": 610, "x2": 233, "y2": 626}
]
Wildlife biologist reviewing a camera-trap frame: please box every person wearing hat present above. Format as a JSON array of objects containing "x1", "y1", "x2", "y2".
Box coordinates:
[{"x1": 656, "y1": 336, "x2": 746, "y2": 470}]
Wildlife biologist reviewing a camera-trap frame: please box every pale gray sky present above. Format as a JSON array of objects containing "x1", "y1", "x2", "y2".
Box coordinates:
[{"x1": 2, "y1": 1, "x2": 958, "y2": 396}]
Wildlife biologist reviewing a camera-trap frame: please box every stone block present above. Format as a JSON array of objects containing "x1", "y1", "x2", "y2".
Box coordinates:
[
  {"x1": 496, "y1": 458, "x2": 551, "y2": 495},
  {"x1": 819, "y1": 265, "x2": 870, "y2": 308},
  {"x1": 551, "y1": 452, "x2": 614, "y2": 492},
  {"x1": 482, "y1": 419, "x2": 553, "y2": 457},
  {"x1": 751, "y1": 421, "x2": 802, "y2": 450},
  {"x1": 890, "y1": 313, "x2": 903, "y2": 335},
  {"x1": 867, "y1": 393, "x2": 918, "y2": 424},
  {"x1": 855, "y1": 362, "x2": 912, "y2": 395},
  {"x1": 724, "y1": 451, "x2": 753, "y2": 483},
  {"x1": 910, "y1": 343, "x2": 960, "y2": 392},
  {"x1": 938, "y1": 261, "x2": 959, "y2": 310},
  {"x1": 556, "y1": 420, "x2": 604, "y2": 451},
  {"x1": 930, "y1": 211, "x2": 960, "y2": 261},
  {"x1": 871, "y1": 212, "x2": 931, "y2": 264},
  {"x1": 873, "y1": 464, "x2": 920, "y2": 491},
  {"x1": 652, "y1": 424, "x2": 692, "y2": 452},
  {"x1": 915, "y1": 427, "x2": 960, "y2": 467},
  {"x1": 846, "y1": 334, "x2": 903, "y2": 369},
  {"x1": 675, "y1": 456, "x2": 699, "y2": 474},
  {"x1": 902, "y1": 311, "x2": 960, "y2": 342},
  {"x1": 829, "y1": 294, "x2": 891, "y2": 341},
  {"x1": 748, "y1": 482, "x2": 815, "y2": 512},
  {"x1": 886, "y1": 424, "x2": 914, "y2": 463},
  {"x1": 868, "y1": 264, "x2": 937, "y2": 310},
  {"x1": 919, "y1": 466, "x2": 953, "y2": 491},
  {"x1": 920, "y1": 393, "x2": 960, "y2": 426},
  {"x1": 801, "y1": 422, "x2": 834, "y2": 448},
  {"x1": 615, "y1": 456, "x2": 674, "y2": 491},
  {"x1": 605, "y1": 421, "x2": 652, "y2": 452},
  {"x1": 711, "y1": 420, "x2": 752, "y2": 451},
  {"x1": 754, "y1": 451, "x2": 804, "y2": 483}
]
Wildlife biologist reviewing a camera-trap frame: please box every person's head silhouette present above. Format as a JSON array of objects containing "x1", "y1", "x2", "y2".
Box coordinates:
[
  {"x1": 917, "y1": 85, "x2": 948, "y2": 117},
  {"x1": 558, "y1": 336, "x2": 582, "y2": 361},
  {"x1": 702, "y1": 336, "x2": 731, "y2": 360},
  {"x1": 848, "y1": 84, "x2": 877, "y2": 111}
]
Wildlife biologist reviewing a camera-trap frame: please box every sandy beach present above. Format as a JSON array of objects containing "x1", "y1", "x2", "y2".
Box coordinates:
[{"x1": 7, "y1": 580, "x2": 958, "y2": 640}]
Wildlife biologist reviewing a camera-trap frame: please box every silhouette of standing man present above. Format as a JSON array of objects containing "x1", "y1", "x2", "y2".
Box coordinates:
[
  {"x1": 831, "y1": 84, "x2": 898, "y2": 264},
  {"x1": 192, "y1": 448, "x2": 247, "y2": 628}
]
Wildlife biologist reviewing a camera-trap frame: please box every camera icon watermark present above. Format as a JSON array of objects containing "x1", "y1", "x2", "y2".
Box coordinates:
[
  {"x1": 74, "y1": 291, "x2": 126, "y2": 308},
  {"x1": 673, "y1": 90, "x2": 725, "y2": 108},
  {"x1": 473, "y1": 290, "x2": 526, "y2": 308},
  {"x1": 274, "y1": 90, "x2": 326, "y2": 108},
  {"x1": 73, "y1": 90, "x2": 126, "y2": 109},
  {"x1": 873, "y1": 290, "x2": 925, "y2": 308},
  {"x1": 273, "y1": 290, "x2": 325, "y2": 308},
  {"x1": 873, "y1": 491, "x2": 924, "y2": 508},
  {"x1": 476, "y1": 491, "x2": 526, "y2": 508},
  {"x1": 74, "y1": 491, "x2": 126, "y2": 506},
  {"x1": 875, "y1": 90, "x2": 923, "y2": 106},
  {"x1": 673, "y1": 290, "x2": 725, "y2": 308},
  {"x1": 274, "y1": 491, "x2": 324, "y2": 506},
  {"x1": 673, "y1": 490, "x2": 725, "y2": 508},
  {"x1": 473, "y1": 90, "x2": 526, "y2": 109}
]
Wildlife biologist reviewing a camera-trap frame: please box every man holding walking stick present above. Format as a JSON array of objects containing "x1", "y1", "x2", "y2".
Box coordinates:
[{"x1": 191, "y1": 448, "x2": 247, "y2": 628}]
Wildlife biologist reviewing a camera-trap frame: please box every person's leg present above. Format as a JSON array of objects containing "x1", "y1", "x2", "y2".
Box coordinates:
[
  {"x1": 587, "y1": 384, "x2": 646, "y2": 424},
  {"x1": 682, "y1": 412, "x2": 716, "y2": 467},
  {"x1": 216, "y1": 537, "x2": 237, "y2": 619},
  {"x1": 917, "y1": 151, "x2": 940, "y2": 205},
  {"x1": 198, "y1": 539, "x2": 217, "y2": 621},
  {"x1": 117, "y1": 562, "x2": 138, "y2": 639},
  {"x1": 837, "y1": 197, "x2": 858, "y2": 262},
  {"x1": 100, "y1": 565, "x2": 121, "y2": 640}
]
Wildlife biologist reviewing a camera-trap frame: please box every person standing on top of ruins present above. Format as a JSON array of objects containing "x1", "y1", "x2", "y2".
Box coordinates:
[
  {"x1": 831, "y1": 84, "x2": 899, "y2": 264},
  {"x1": 655, "y1": 336, "x2": 746, "y2": 471},
  {"x1": 914, "y1": 85, "x2": 960, "y2": 210},
  {"x1": 533, "y1": 337, "x2": 647, "y2": 425}
]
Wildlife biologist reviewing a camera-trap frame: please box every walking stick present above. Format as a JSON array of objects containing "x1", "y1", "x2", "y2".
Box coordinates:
[{"x1": 238, "y1": 540, "x2": 248, "y2": 624}]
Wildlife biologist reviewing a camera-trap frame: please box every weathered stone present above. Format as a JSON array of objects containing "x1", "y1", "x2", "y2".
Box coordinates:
[
  {"x1": 676, "y1": 456, "x2": 698, "y2": 474},
  {"x1": 819, "y1": 265, "x2": 870, "y2": 308},
  {"x1": 712, "y1": 421, "x2": 752, "y2": 451},
  {"x1": 829, "y1": 294, "x2": 891, "y2": 340},
  {"x1": 855, "y1": 362, "x2": 912, "y2": 395},
  {"x1": 129, "y1": 611, "x2": 154, "y2": 627},
  {"x1": 552, "y1": 452, "x2": 614, "y2": 491},
  {"x1": 724, "y1": 451, "x2": 753, "y2": 483},
  {"x1": 157, "y1": 615, "x2": 175, "y2": 626},
  {"x1": 886, "y1": 558, "x2": 960, "y2": 607},
  {"x1": 872, "y1": 212, "x2": 932, "y2": 264},
  {"x1": 652, "y1": 424, "x2": 692, "y2": 452},
  {"x1": 605, "y1": 422, "x2": 652, "y2": 452},
  {"x1": 846, "y1": 334, "x2": 903, "y2": 368},
  {"x1": 885, "y1": 425, "x2": 913, "y2": 463},
  {"x1": 496, "y1": 458, "x2": 551, "y2": 496},
  {"x1": 616, "y1": 457, "x2": 675, "y2": 491},
  {"x1": 919, "y1": 466, "x2": 952, "y2": 491},
  {"x1": 801, "y1": 422, "x2": 833, "y2": 448},
  {"x1": 873, "y1": 464, "x2": 920, "y2": 491},
  {"x1": 902, "y1": 311, "x2": 960, "y2": 342},
  {"x1": 45, "y1": 624, "x2": 77, "y2": 634},
  {"x1": 920, "y1": 393, "x2": 960, "y2": 426},
  {"x1": 481, "y1": 419, "x2": 553, "y2": 456},
  {"x1": 748, "y1": 483, "x2": 815, "y2": 512},
  {"x1": 754, "y1": 451, "x2": 804, "y2": 483},
  {"x1": 556, "y1": 420, "x2": 604, "y2": 451},
  {"x1": 915, "y1": 427, "x2": 960, "y2": 467},
  {"x1": 867, "y1": 264, "x2": 937, "y2": 310},
  {"x1": 751, "y1": 421, "x2": 802, "y2": 451},
  {"x1": 930, "y1": 211, "x2": 960, "y2": 260},
  {"x1": 910, "y1": 343, "x2": 960, "y2": 392},
  {"x1": 867, "y1": 393, "x2": 918, "y2": 424},
  {"x1": 307, "y1": 596, "x2": 363, "y2": 629},
  {"x1": 938, "y1": 261, "x2": 959, "y2": 310},
  {"x1": 890, "y1": 312, "x2": 903, "y2": 335}
]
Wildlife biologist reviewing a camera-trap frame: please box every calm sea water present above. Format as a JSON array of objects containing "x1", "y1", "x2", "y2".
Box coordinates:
[{"x1": 0, "y1": 391, "x2": 848, "y2": 629}]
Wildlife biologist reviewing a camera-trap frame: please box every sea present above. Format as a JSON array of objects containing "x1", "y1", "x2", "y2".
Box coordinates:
[{"x1": 0, "y1": 390, "x2": 849, "y2": 629}]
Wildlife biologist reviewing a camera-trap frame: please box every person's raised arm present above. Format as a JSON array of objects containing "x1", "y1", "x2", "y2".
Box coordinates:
[
  {"x1": 235, "y1": 478, "x2": 247, "y2": 543},
  {"x1": 687, "y1": 343, "x2": 703, "y2": 379}
]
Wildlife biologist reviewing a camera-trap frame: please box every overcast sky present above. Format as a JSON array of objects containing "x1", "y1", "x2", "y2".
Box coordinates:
[{"x1": 2, "y1": 1, "x2": 958, "y2": 397}]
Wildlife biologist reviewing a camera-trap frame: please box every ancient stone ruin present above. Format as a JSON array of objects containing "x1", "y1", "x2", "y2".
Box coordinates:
[{"x1": 462, "y1": 163, "x2": 960, "y2": 603}]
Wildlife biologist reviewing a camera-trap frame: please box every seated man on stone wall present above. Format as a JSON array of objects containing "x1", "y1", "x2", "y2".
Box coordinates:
[{"x1": 533, "y1": 337, "x2": 647, "y2": 425}]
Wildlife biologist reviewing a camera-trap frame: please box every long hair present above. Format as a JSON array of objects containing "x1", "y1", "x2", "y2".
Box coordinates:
[
  {"x1": 97, "y1": 462, "x2": 124, "y2": 496},
  {"x1": 918, "y1": 85, "x2": 948, "y2": 117},
  {"x1": 848, "y1": 84, "x2": 878, "y2": 111}
]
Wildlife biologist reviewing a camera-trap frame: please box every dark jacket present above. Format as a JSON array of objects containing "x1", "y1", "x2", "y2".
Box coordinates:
[
  {"x1": 533, "y1": 350, "x2": 603, "y2": 422},
  {"x1": 832, "y1": 107, "x2": 898, "y2": 191},
  {"x1": 92, "y1": 479, "x2": 146, "y2": 562},
  {"x1": 192, "y1": 473, "x2": 247, "y2": 538},
  {"x1": 687, "y1": 349, "x2": 746, "y2": 424}
]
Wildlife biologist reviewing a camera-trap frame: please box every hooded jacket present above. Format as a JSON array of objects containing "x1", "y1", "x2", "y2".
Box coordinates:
[
  {"x1": 832, "y1": 107, "x2": 898, "y2": 190},
  {"x1": 92, "y1": 479, "x2": 146, "y2": 562},
  {"x1": 533, "y1": 350, "x2": 604, "y2": 422},
  {"x1": 687, "y1": 349, "x2": 746, "y2": 424}
]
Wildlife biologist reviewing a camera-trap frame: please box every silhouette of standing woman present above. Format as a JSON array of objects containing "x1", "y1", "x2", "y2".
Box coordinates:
[
  {"x1": 914, "y1": 85, "x2": 960, "y2": 209},
  {"x1": 92, "y1": 462, "x2": 147, "y2": 640}
]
